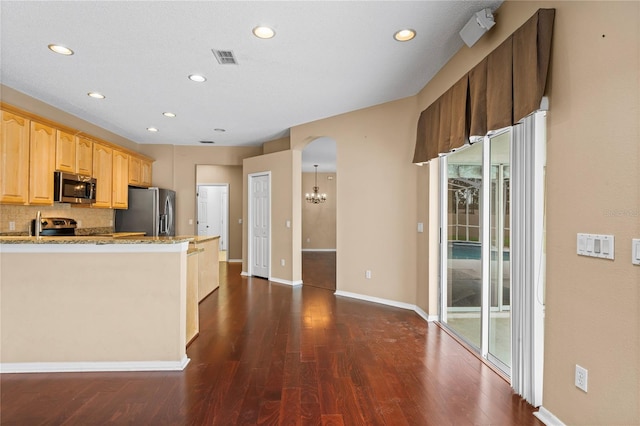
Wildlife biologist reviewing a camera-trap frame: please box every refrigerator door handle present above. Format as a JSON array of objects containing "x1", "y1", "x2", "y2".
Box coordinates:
[
  {"x1": 159, "y1": 214, "x2": 165, "y2": 236},
  {"x1": 165, "y1": 197, "x2": 173, "y2": 235}
]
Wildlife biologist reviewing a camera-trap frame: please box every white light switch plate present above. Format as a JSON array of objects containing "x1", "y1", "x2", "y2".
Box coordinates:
[
  {"x1": 577, "y1": 233, "x2": 614, "y2": 260},
  {"x1": 632, "y1": 239, "x2": 640, "y2": 266}
]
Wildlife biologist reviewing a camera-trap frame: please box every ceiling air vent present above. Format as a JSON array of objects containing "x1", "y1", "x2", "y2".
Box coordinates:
[
  {"x1": 212, "y1": 49, "x2": 237, "y2": 65},
  {"x1": 199, "y1": 140, "x2": 215, "y2": 144}
]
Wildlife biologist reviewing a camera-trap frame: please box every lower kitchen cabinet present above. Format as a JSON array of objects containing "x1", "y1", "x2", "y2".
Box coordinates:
[
  {"x1": 186, "y1": 248, "x2": 201, "y2": 346},
  {"x1": 190, "y1": 236, "x2": 220, "y2": 303}
]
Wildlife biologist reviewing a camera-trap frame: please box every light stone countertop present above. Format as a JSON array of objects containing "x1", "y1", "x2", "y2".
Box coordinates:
[
  {"x1": 188, "y1": 235, "x2": 220, "y2": 243},
  {"x1": 0, "y1": 235, "x2": 195, "y2": 245}
]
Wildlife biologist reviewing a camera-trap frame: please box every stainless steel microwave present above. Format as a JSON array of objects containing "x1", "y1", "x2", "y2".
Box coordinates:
[{"x1": 54, "y1": 172, "x2": 97, "y2": 204}]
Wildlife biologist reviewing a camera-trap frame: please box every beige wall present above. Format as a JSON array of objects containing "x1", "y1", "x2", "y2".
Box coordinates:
[
  {"x1": 1, "y1": 250, "x2": 186, "y2": 363},
  {"x1": 262, "y1": 136, "x2": 291, "y2": 154},
  {"x1": 139, "y1": 144, "x2": 262, "y2": 237},
  {"x1": 291, "y1": 97, "x2": 419, "y2": 303},
  {"x1": 417, "y1": 1, "x2": 640, "y2": 423},
  {"x1": 243, "y1": 150, "x2": 302, "y2": 283},
  {"x1": 302, "y1": 172, "x2": 336, "y2": 250},
  {"x1": 196, "y1": 165, "x2": 243, "y2": 260}
]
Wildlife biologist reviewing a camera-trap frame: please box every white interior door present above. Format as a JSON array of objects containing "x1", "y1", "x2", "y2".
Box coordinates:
[
  {"x1": 197, "y1": 185, "x2": 228, "y2": 251},
  {"x1": 249, "y1": 174, "x2": 270, "y2": 278}
]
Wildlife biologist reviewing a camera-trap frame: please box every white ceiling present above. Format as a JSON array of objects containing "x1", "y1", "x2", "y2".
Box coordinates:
[{"x1": 1, "y1": 0, "x2": 502, "y2": 163}]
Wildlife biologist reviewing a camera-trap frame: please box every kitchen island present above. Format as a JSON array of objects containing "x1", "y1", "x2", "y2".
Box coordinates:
[{"x1": 0, "y1": 235, "x2": 197, "y2": 373}]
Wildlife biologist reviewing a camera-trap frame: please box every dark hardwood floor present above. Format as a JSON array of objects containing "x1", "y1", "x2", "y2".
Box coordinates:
[
  {"x1": 1, "y1": 262, "x2": 542, "y2": 425},
  {"x1": 302, "y1": 251, "x2": 336, "y2": 291}
]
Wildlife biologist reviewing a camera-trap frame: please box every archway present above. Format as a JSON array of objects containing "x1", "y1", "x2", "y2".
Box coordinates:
[{"x1": 301, "y1": 137, "x2": 336, "y2": 290}]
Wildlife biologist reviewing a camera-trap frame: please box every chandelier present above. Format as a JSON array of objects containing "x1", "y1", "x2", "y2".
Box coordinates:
[{"x1": 305, "y1": 165, "x2": 327, "y2": 204}]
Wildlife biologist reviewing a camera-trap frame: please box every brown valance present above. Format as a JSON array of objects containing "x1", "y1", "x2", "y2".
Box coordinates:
[
  {"x1": 487, "y1": 37, "x2": 513, "y2": 130},
  {"x1": 468, "y1": 58, "x2": 488, "y2": 138},
  {"x1": 413, "y1": 8, "x2": 555, "y2": 163}
]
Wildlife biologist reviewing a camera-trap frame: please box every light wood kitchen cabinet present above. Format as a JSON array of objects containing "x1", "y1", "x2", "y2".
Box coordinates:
[
  {"x1": 190, "y1": 236, "x2": 220, "y2": 302},
  {"x1": 55, "y1": 130, "x2": 76, "y2": 173},
  {"x1": 28, "y1": 121, "x2": 56, "y2": 205},
  {"x1": 1, "y1": 103, "x2": 154, "y2": 208},
  {"x1": 128, "y1": 155, "x2": 141, "y2": 186},
  {"x1": 112, "y1": 149, "x2": 129, "y2": 209},
  {"x1": 128, "y1": 155, "x2": 153, "y2": 187},
  {"x1": 92, "y1": 142, "x2": 112, "y2": 208},
  {"x1": 140, "y1": 159, "x2": 152, "y2": 187},
  {"x1": 76, "y1": 136, "x2": 93, "y2": 176},
  {"x1": 0, "y1": 110, "x2": 30, "y2": 204}
]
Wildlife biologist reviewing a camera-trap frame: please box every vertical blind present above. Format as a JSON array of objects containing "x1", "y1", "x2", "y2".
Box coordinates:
[{"x1": 413, "y1": 9, "x2": 555, "y2": 163}]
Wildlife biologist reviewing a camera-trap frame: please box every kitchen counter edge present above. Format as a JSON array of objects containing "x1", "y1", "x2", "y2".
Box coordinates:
[{"x1": 0, "y1": 236, "x2": 195, "y2": 245}]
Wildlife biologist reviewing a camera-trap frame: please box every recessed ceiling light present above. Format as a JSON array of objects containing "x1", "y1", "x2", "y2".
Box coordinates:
[
  {"x1": 163, "y1": 112, "x2": 176, "y2": 118},
  {"x1": 147, "y1": 127, "x2": 159, "y2": 132},
  {"x1": 188, "y1": 74, "x2": 207, "y2": 82},
  {"x1": 200, "y1": 140, "x2": 215, "y2": 144},
  {"x1": 394, "y1": 29, "x2": 416, "y2": 42},
  {"x1": 253, "y1": 26, "x2": 275, "y2": 39},
  {"x1": 214, "y1": 128, "x2": 226, "y2": 133},
  {"x1": 48, "y1": 44, "x2": 74, "y2": 55},
  {"x1": 87, "y1": 92, "x2": 105, "y2": 99}
]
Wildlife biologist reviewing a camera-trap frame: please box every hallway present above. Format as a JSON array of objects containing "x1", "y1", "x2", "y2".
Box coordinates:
[{"x1": 0, "y1": 262, "x2": 541, "y2": 425}]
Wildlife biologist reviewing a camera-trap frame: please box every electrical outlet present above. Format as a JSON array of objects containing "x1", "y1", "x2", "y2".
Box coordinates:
[
  {"x1": 365, "y1": 270, "x2": 372, "y2": 279},
  {"x1": 575, "y1": 364, "x2": 588, "y2": 392},
  {"x1": 9, "y1": 221, "x2": 15, "y2": 231},
  {"x1": 280, "y1": 259, "x2": 285, "y2": 266}
]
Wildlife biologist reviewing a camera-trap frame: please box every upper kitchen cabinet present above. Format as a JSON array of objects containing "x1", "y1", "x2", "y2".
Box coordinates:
[
  {"x1": 92, "y1": 142, "x2": 113, "y2": 208},
  {"x1": 28, "y1": 121, "x2": 56, "y2": 205},
  {"x1": 76, "y1": 136, "x2": 93, "y2": 176},
  {"x1": 128, "y1": 155, "x2": 141, "y2": 186},
  {"x1": 140, "y1": 159, "x2": 152, "y2": 187},
  {"x1": 112, "y1": 149, "x2": 129, "y2": 209},
  {"x1": 128, "y1": 155, "x2": 153, "y2": 188},
  {"x1": 1, "y1": 103, "x2": 154, "y2": 208},
  {"x1": 55, "y1": 130, "x2": 76, "y2": 173},
  {"x1": 0, "y1": 110, "x2": 30, "y2": 204}
]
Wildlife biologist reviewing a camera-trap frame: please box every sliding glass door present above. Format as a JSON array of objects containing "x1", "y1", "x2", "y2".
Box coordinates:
[
  {"x1": 488, "y1": 131, "x2": 511, "y2": 371},
  {"x1": 440, "y1": 129, "x2": 512, "y2": 375},
  {"x1": 441, "y1": 142, "x2": 483, "y2": 349}
]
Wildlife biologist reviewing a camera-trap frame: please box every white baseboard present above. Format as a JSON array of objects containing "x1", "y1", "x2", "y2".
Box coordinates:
[
  {"x1": 0, "y1": 356, "x2": 190, "y2": 374},
  {"x1": 334, "y1": 290, "x2": 437, "y2": 321},
  {"x1": 301, "y1": 249, "x2": 337, "y2": 252},
  {"x1": 227, "y1": 259, "x2": 242, "y2": 263},
  {"x1": 241, "y1": 271, "x2": 250, "y2": 276},
  {"x1": 413, "y1": 305, "x2": 438, "y2": 322},
  {"x1": 533, "y1": 407, "x2": 566, "y2": 426},
  {"x1": 269, "y1": 277, "x2": 303, "y2": 287}
]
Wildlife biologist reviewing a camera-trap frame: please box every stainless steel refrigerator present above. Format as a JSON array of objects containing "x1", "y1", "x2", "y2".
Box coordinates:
[{"x1": 115, "y1": 187, "x2": 176, "y2": 236}]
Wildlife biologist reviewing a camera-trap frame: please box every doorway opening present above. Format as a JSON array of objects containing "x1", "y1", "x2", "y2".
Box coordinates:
[
  {"x1": 301, "y1": 137, "x2": 336, "y2": 291},
  {"x1": 197, "y1": 184, "x2": 229, "y2": 260}
]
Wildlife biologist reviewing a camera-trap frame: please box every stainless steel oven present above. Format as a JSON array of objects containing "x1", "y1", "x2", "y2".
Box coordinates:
[{"x1": 30, "y1": 217, "x2": 77, "y2": 236}]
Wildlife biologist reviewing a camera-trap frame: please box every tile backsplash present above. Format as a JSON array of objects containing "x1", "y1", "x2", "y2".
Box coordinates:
[{"x1": 0, "y1": 204, "x2": 114, "y2": 234}]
